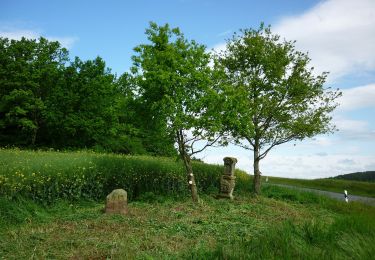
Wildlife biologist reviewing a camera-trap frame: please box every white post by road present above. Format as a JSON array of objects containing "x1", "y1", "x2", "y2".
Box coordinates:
[{"x1": 344, "y1": 190, "x2": 348, "y2": 203}]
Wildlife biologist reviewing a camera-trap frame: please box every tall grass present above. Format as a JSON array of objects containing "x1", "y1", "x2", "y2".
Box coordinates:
[
  {"x1": 184, "y1": 186, "x2": 375, "y2": 259},
  {"x1": 0, "y1": 148, "x2": 249, "y2": 204},
  {"x1": 1, "y1": 172, "x2": 374, "y2": 259},
  {"x1": 186, "y1": 215, "x2": 375, "y2": 259}
]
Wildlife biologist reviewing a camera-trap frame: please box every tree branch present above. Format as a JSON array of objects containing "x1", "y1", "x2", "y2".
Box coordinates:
[
  {"x1": 190, "y1": 135, "x2": 221, "y2": 155},
  {"x1": 184, "y1": 129, "x2": 203, "y2": 144},
  {"x1": 258, "y1": 134, "x2": 295, "y2": 160},
  {"x1": 231, "y1": 139, "x2": 254, "y2": 151}
]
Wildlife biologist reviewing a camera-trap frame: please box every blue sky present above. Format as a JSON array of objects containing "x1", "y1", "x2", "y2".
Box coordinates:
[{"x1": 1, "y1": 0, "x2": 375, "y2": 178}]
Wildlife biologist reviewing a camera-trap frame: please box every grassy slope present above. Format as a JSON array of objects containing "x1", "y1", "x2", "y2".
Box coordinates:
[
  {"x1": 1, "y1": 149, "x2": 375, "y2": 258},
  {"x1": 333, "y1": 171, "x2": 375, "y2": 182},
  {"x1": 264, "y1": 175, "x2": 375, "y2": 198},
  {"x1": 1, "y1": 187, "x2": 375, "y2": 259}
]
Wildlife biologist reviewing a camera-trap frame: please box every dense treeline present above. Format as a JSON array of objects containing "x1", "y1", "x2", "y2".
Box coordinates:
[
  {"x1": 0, "y1": 37, "x2": 175, "y2": 156},
  {"x1": 332, "y1": 171, "x2": 375, "y2": 182}
]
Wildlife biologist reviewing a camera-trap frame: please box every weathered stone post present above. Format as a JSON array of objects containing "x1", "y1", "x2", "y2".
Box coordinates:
[
  {"x1": 105, "y1": 189, "x2": 128, "y2": 215},
  {"x1": 218, "y1": 157, "x2": 237, "y2": 199}
]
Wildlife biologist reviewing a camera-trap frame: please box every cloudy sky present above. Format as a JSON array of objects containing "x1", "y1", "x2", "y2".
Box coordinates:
[{"x1": 1, "y1": 0, "x2": 374, "y2": 178}]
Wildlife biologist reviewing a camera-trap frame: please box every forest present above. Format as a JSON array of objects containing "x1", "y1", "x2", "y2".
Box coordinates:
[
  {"x1": 332, "y1": 171, "x2": 375, "y2": 182},
  {"x1": 0, "y1": 35, "x2": 176, "y2": 156}
]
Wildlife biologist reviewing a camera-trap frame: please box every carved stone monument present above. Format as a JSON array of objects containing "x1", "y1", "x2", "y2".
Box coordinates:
[
  {"x1": 218, "y1": 157, "x2": 237, "y2": 199},
  {"x1": 105, "y1": 189, "x2": 128, "y2": 215}
]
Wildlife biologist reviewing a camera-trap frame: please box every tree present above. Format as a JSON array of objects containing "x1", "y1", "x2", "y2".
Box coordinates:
[
  {"x1": 131, "y1": 22, "x2": 222, "y2": 202},
  {"x1": 117, "y1": 73, "x2": 177, "y2": 157},
  {"x1": 0, "y1": 37, "x2": 144, "y2": 153},
  {"x1": 217, "y1": 25, "x2": 341, "y2": 195},
  {"x1": 0, "y1": 37, "x2": 68, "y2": 145},
  {"x1": 45, "y1": 56, "x2": 127, "y2": 150}
]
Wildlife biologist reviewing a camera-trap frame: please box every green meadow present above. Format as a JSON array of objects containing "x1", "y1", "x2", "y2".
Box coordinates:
[
  {"x1": 265, "y1": 176, "x2": 375, "y2": 198},
  {"x1": 1, "y1": 149, "x2": 375, "y2": 259}
]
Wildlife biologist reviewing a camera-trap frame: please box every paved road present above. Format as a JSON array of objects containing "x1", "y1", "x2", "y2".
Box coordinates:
[{"x1": 268, "y1": 183, "x2": 375, "y2": 206}]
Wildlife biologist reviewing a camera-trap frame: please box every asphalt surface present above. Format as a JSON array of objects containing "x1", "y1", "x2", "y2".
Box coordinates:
[{"x1": 268, "y1": 183, "x2": 375, "y2": 206}]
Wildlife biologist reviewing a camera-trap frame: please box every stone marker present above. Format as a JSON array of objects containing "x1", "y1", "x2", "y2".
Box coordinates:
[
  {"x1": 218, "y1": 157, "x2": 237, "y2": 200},
  {"x1": 105, "y1": 189, "x2": 128, "y2": 215}
]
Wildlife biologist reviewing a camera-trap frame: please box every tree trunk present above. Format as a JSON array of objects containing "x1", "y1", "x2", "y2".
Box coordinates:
[
  {"x1": 31, "y1": 112, "x2": 38, "y2": 146},
  {"x1": 31, "y1": 127, "x2": 38, "y2": 146},
  {"x1": 176, "y1": 130, "x2": 199, "y2": 203},
  {"x1": 182, "y1": 153, "x2": 199, "y2": 203},
  {"x1": 253, "y1": 141, "x2": 261, "y2": 195}
]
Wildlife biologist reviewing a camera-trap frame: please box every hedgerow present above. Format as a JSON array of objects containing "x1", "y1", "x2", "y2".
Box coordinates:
[{"x1": 0, "y1": 148, "x2": 249, "y2": 204}]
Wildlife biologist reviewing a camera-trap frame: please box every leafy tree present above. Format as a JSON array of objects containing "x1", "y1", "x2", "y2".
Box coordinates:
[
  {"x1": 0, "y1": 89, "x2": 44, "y2": 145},
  {"x1": 131, "y1": 22, "x2": 222, "y2": 202},
  {"x1": 0, "y1": 37, "x2": 145, "y2": 154},
  {"x1": 45, "y1": 56, "x2": 130, "y2": 151},
  {"x1": 0, "y1": 37, "x2": 68, "y2": 145},
  {"x1": 117, "y1": 73, "x2": 177, "y2": 156},
  {"x1": 217, "y1": 25, "x2": 341, "y2": 195}
]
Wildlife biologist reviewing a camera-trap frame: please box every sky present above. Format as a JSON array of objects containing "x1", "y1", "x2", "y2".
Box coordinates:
[{"x1": 1, "y1": 0, "x2": 375, "y2": 179}]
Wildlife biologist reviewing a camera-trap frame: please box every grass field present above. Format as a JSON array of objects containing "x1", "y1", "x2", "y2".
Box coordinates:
[
  {"x1": 1, "y1": 187, "x2": 375, "y2": 259},
  {"x1": 0, "y1": 148, "x2": 249, "y2": 204},
  {"x1": 264, "y1": 175, "x2": 375, "y2": 198},
  {"x1": 1, "y1": 149, "x2": 375, "y2": 259}
]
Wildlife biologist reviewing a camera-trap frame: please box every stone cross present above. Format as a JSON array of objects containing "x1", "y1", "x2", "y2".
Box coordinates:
[{"x1": 218, "y1": 157, "x2": 237, "y2": 199}]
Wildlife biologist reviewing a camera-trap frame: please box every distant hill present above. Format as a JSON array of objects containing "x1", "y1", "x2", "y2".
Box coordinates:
[{"x1": 332, "y1": 171, "x2": 375, "y2": 182}]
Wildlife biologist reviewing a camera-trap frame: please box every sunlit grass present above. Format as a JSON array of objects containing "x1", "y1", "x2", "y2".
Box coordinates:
[
  {"x1": 1, "y1": 189, "x2": 374, "y2": 259},
  {"x1": 1, "y1": 148, "x2": 374, "y2": 259},
  {"x1": 264, "y1": 175, "x2": 375, "y2": 198},
  {"x1": 0, "y1": 148, "x2": 249, "y2": 204}
]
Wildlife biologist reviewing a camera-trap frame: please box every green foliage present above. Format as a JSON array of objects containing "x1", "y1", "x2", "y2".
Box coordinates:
[
  {"x1": 130, "y1": 22, "x2": 225, "y2": 201},
  {"x1": 116, "y1": 72, "x2": 177, "y2": 157},
  {"x1": 216, "y1": 24, "x2": 341, "y2": 193},
  {"x1": 332, "y1": 171, "x2": 375, "y2": 182},
  {"x1": 0, "y1": 148, "x2": 249, "y2": 204},
  {"x1": 0, "y1": 37, "x2": 68, "y2": 145},
  {"x1": 132, "y1": 22, "x2": 216, "y2": 132},
  {"x1": 0, "y1": 37, "x2": 172, "y2": 155},
  {"x1": 44, "y1": 56, "x2": 122, "y2": 150},
  {"x1": 219, "y1": 24, "x2": 341, "y2": 145},
  {"x1": 130, "y1": 22, "x2": 223, "y2": 157}
]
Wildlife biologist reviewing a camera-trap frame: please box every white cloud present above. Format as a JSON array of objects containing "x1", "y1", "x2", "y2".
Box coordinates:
[
  {"x1": 338, "y1": 84, "x2": 375, "y2": 111},
  {"x1": 217, "y1": 30, "x2": 231, "y2": 37},
  {"x1": 334, "y1": 118, "x2": 368, "y2": 134},
  {"x1": 262, "y1": 153, "x2": 375, "y2": 179},
  {"x1": 211, "y1": 0, "x2": 375, "y2": 81},
  {"x1": 198, "y1": 144, "x2": 375, "y2": 179},
  {"x1": 0, "y1": 27, "x2": 78, "y2": 49},
  {"x1": 0, "y1": 29, "x2": 40, "y2": 40},
  {"x1": 274, "y1": 0, "x2": 375, "y2": 81},
  {"x1": 334, "y1": 117, "x2": 375, "y2": 140},
  {"x1": 332, "y1": 83, "x2": 375, "y2": 141},
  {"x1": 44, "y1": 36, "x2": 78, "y2": 49},
  {"x1": 210, "y1": 42, "x2": 226, "y2": 54},
  {"x1": 310, "y1": 136, "x2": 333, "y2": 147}
]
